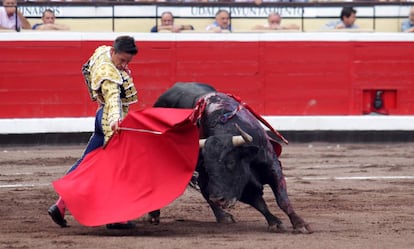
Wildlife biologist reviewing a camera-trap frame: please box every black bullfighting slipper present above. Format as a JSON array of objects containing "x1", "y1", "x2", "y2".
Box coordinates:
[
  {"x1": 48, "y1": 204, "x2": 68, "y2": 228},
  {"x1": 106, "y1": 221, "x2": 136, "y2": 230}
]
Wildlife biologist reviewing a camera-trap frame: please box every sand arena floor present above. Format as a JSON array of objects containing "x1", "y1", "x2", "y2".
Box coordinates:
[{"x1": 0, "y1": 142, "x2": 413, "y2": 249}]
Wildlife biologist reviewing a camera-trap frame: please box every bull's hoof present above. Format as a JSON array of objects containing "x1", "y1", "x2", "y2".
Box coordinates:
[
  {"x1": 216, "y1": 214, "x2": 235, "y2": 224},
  {"x1": 268, "y1": 223, "x2": 288, "y2": 233},
  {"x1": 289, "y1": 213, "x2": 313, "y2": 234},
  {"x1": 293, "y1": 223, "x2": 313, "y2": 234}
]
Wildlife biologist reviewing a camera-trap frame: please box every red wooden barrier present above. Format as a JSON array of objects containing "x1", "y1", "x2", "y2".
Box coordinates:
[{"x1": 1, "y1": 36, "x2": 413, "y2": 119}]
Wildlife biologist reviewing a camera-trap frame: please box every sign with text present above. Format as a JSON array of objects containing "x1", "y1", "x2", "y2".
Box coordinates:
[{"x1": 19, "y1": 4, "x2": 411, "y2": 18}]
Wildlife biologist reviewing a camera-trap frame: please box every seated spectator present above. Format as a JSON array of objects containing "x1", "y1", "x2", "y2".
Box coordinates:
[
  {"x1": 0, "y1": 0, "x2": 31, "y2": 30},
  {"x1": 252, "y1": 12, "x2": 300, "y2": 31},
  {"x1": 401, "y1": 6, "x2": 414, "y2": 32},
  {"x1": 206, "y1": 9, "x2": 232, "y2": 33},
  {"x1": 323, "y1": 7, "x2": 359, "y2": 30},
  {"x1": 150, "y1": 11, "x2": 194, "y2": 33},
  {"x1": 32, "y1": 9, "x2": 69, "y2": 31}
]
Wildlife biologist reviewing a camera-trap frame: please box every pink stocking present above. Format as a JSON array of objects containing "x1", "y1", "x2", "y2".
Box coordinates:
[{"x1": 56, "y1": 197, "x2": 66, "y2": 216}]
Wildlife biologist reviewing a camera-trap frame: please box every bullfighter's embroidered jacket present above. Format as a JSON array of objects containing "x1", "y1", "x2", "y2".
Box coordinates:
[{"x1": 83, "y1": 45, "x2": 138, "y2": 143}]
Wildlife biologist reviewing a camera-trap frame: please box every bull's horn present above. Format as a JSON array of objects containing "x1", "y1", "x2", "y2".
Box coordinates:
[
  {"x1": 235, "y1": 123, "x2": 253, "y2": 143},
  {"x1": 200, "y1": 136, "x2": 248, "y2": 147},
  {"x1": 199, "y1": 139, "x2": 206, "y2": 148},
  {"x1": 232, "y1": 135, "x2": 247, "y2": 146}
]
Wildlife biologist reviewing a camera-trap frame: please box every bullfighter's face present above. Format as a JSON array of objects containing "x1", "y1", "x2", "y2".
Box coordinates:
[{"x1": 110, "y1": 48, "x2": 134, "y2": 71}]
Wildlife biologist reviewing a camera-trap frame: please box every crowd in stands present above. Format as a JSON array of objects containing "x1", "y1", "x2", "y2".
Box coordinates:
[
  {"x1": 149, "y1": 8, "x2": 363, "y2": 33},
  {"x1": 1, "y1": 1, "x2": 413, "y2": 33},
  {"x1": 0, "y1": 0, "x2": 30, "y2": 30},
  {"x1": 0, "y1": 0, "x2": 68, "y2": 30},
  {"x1": 148, "y1": 6, "x2": 414, "y2": 33}
]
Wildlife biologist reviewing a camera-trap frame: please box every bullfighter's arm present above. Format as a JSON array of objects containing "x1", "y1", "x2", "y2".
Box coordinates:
[{"x1": 101, "y1": 80, "x2": 122, "y2": 133}]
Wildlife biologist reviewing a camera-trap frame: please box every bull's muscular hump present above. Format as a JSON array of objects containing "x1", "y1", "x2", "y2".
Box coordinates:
[
  {"x1": 153, "y1": 82, "x2": 312, "y2": 234},
  {"x1": 153, "y1": 82, "x2": 216, "y2": 108}
]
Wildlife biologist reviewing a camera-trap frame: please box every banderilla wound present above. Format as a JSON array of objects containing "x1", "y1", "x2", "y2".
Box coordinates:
[{"x1": 118, "y1": 127, "x2": 163, "y2": 135}]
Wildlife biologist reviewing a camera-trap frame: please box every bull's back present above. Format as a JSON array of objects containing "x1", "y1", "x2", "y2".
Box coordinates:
[{"x1": 153, "y1": 82, "x2": 216, "y2": 108}]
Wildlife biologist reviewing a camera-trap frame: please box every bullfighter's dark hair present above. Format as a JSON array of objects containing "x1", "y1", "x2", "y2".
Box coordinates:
[
  {"x1": 340, "y1": 7, "x2": 357, "y2": 21},
  {"x1": 113, "y1": 36, "x2": 138, "y2": 55}
]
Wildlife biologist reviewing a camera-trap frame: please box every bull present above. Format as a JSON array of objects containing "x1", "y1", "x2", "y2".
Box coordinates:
[{"x1": 151, "y1": 82, "x2": 312, "y2": 233}]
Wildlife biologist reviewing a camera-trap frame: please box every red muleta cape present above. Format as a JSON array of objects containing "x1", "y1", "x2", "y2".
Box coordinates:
[{"x1": 53, "y1": 108, "x2": 199, "y2": 227}]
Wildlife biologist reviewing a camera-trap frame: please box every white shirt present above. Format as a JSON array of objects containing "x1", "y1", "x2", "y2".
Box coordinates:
[{"x1": 0, "y1": 7, "x2": 21, "y2": 29}]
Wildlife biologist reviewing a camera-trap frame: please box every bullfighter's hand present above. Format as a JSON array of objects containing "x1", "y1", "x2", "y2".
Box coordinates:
[{"x1": 110, "y1": 120, "x2": 120, "y2": 133}]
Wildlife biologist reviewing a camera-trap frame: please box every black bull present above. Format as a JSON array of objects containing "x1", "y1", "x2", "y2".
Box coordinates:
[{"x1": 152, "y1": 82, "x2": 312, "y2": 233}]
